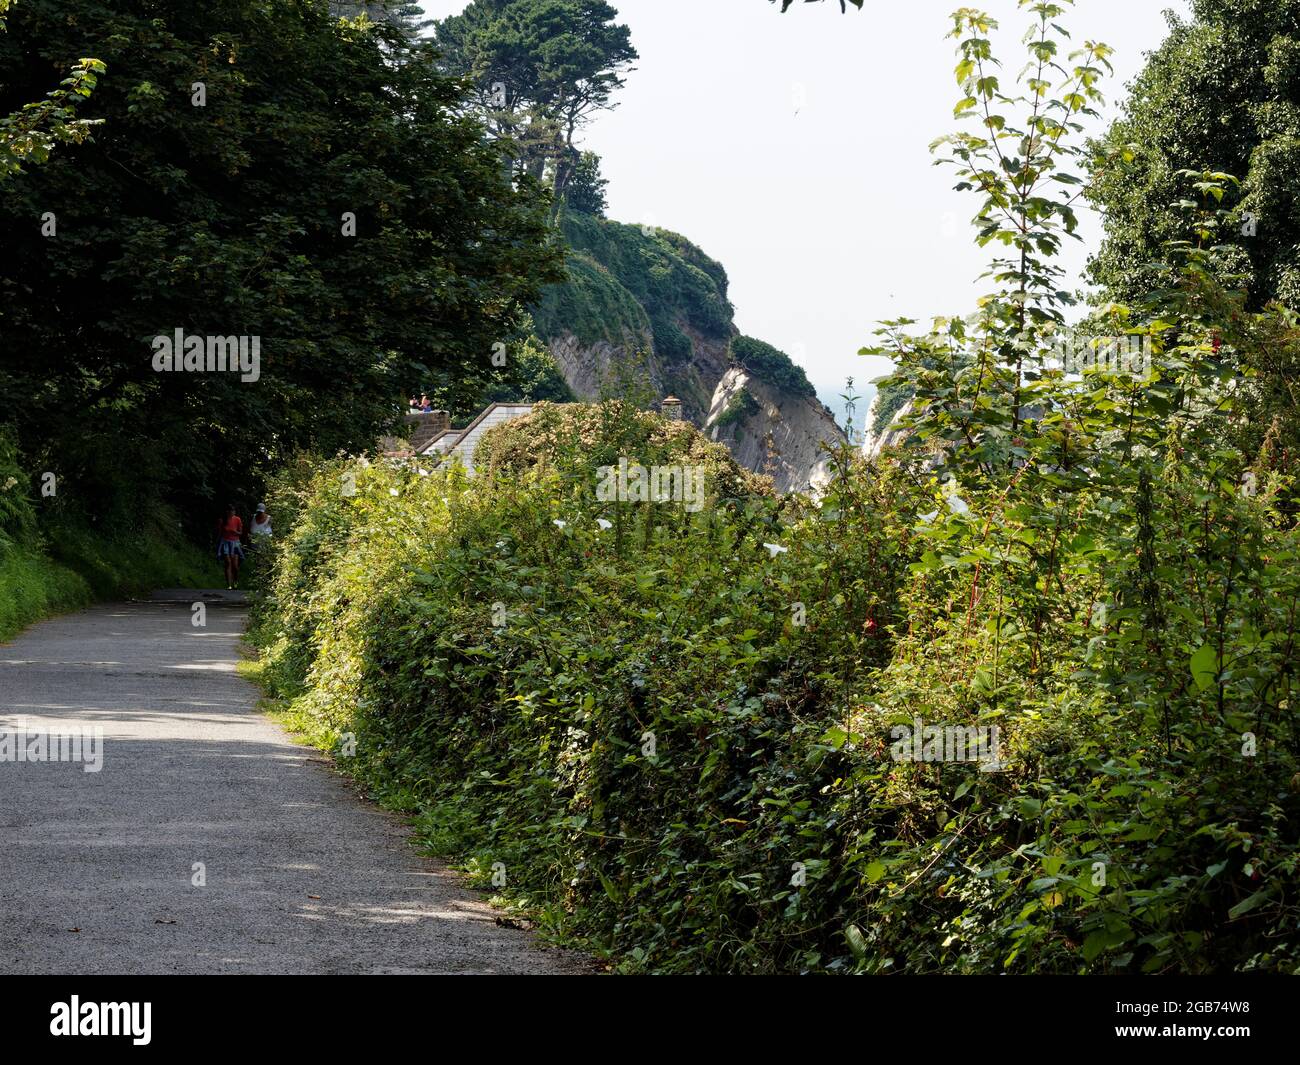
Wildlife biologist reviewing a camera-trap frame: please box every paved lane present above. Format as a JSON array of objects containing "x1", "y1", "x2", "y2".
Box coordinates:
[{"x1": 0, "y1": 594, "x2": 582, "y2": 975}]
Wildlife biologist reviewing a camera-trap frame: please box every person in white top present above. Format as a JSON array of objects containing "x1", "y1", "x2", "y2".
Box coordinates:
[{"x1": 250, "y1": 503, "x2": 273, "y2": 541}]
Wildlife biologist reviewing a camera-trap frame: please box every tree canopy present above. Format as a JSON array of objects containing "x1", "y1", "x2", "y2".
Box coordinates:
[
  {"x1": 1088, "y1": 0, "x2": 1300, "y2": 456},
  {"x1": 432, "y1": 0, "x2": 636, "y2": 203},
  {"x1": 0, "y1": 0, "x2": 105, "y2": 181},
  {"x1": 0, "y1": 0, "x2": 561, "y2": 528},
  {"x1": 1089, "y1": 0, "x2": 1300, "y2": 310}
]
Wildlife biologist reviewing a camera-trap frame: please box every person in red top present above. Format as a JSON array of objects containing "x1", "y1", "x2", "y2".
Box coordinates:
[{"x1": 217, "y1": 503, "x2": 245, "y2": 590}]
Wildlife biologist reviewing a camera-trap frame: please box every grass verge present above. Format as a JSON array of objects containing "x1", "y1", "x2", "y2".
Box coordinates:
[{"x1": 0, "y1": 524, "x2": 214, "y2": 643}]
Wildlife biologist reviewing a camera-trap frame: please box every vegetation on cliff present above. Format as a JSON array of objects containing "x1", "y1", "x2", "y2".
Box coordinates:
[
  {"x1": 731, "y1": 336, "x2": 816, "y2": 399},
  {"x1": 533, "y1": 212, "x2": 826, "y2": 420},
  {"x1": 533, "y1": 213, "x2": 734, "y2": 357}
]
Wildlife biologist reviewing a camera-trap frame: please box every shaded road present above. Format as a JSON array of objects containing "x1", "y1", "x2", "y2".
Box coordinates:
[{"x1": 0, "y1": 592, "x2": 583, "y2": 974}]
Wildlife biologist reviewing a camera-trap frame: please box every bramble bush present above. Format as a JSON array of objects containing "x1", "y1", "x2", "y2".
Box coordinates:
[
  {"x1": 251, "y1": 384, "x2": 1300, "y2": 973},
  {"x1": 848, "y1": 1, "x2": 1300, "y2": 972}
]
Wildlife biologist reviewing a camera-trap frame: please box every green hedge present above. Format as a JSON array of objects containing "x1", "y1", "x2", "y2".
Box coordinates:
[
  {"x1": 250, "y1": 408, "x2": 917, "y2": 972},
  {"x1": 249, "y1": 402, "x2": 1300, "y2": 974}
]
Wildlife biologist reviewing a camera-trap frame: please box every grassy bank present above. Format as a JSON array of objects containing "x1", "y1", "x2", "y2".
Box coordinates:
[
  {"x1": 1, "y1": 433, "x2": 212, "y2": 641},
  {"x1": 0, "y1": 526, "x2": 214, "y2": 643},
  {"x1": 0, "y1": 546, "x2": 93, "y2": 643}
]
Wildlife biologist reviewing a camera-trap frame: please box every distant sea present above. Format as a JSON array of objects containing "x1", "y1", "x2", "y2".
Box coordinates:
[{"x1": 817, "y1": 382, "x2": 876, "y2": 450}]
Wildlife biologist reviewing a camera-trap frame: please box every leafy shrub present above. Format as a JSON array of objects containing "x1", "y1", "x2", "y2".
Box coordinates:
[
  {"x1": 832, "y1": 455, "x2": 1300, "y2": 973},
  {"x1": 474, "y1": 399, "x2": 770, "y2": 501},
  {"x1": 251, "y1": 409, "x2": 922, "y2": 972},
  {"x1": 845, "y1": 1, "x2": 1300, "y2": 972}
]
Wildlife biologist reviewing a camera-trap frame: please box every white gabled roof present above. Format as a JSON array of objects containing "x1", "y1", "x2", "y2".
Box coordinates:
[
  {"x1": 422, "y1": 403, "x2": 534, "y2": 473},
  {"x1": 417, "y1": 428, "x2": 463, "y2": 457}
]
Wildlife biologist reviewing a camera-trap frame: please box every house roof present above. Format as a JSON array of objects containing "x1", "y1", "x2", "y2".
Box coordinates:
[
  {"x1": 421, "y1": 402, "x2": 534, "y2": 473},
  {"x1": 417, "y1": 428, "x2": 462, "y2": 455}
]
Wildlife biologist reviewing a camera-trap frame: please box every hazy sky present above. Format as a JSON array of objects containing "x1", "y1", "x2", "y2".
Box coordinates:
[{"x1": 418, "y1": 0, "x2": 1192, "y2": 399}]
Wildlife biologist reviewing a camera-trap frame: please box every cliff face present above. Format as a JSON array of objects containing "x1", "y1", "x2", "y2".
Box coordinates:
[
  {"x1": 705, "y1": 368, "x2": 841, "y2": 495},
  {"x1": 533, "y1": 213, "x2": 845, "y2": 492},
  {"x1": 546, "y1": 322, "x2": 730, "y2": 426},
  {"x1": 861, "y1": 390, "x2": 913, "y2": 460}
]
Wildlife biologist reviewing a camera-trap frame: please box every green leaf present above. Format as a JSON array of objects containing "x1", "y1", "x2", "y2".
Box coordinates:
[
  {"x1": 845, "y1": 923, "x2": 868, "y2": 961},
  {"x1": 1081, "y1": 926, "x2": 1130, "y2": 961},
  {"x1": 598, "y1": 872, "x2": 622, "y2": 902},
  {"x1": 1190, "y1": 643, "x2": 1219, "y2": 691},
  {"x1": 1228, "y1": 890, "x2": 1270, "y2": 920}
]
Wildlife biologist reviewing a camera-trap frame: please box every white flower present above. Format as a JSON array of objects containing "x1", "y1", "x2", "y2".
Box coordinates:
[
  {"x1": 417, "y1": 468, "x2": 430, "y2": 477},
  {"x1": 1, "y1": 476, "x2": 16, "y2": 491},
  {"x1": 942, "y1": 477, "x2": 969, "y2": 515},
  {"x1": 553, "y1": 519, "x2": 567, "y2": 529},
  {"x1": 496, "y1": 540, "x2": 508, "y2": 549},
  {"x1": 596, "y1": 519, "x2": 612, "y2": 531},
  {"x1": 919, "y1": 510, "x2": 939, "y2": 524},
  {"x1": 763, "y1": 542, "x2": 788, "y2": 558},
  {"x1": 389, "y1": 488, "x2": 399, "y2": 497}
]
